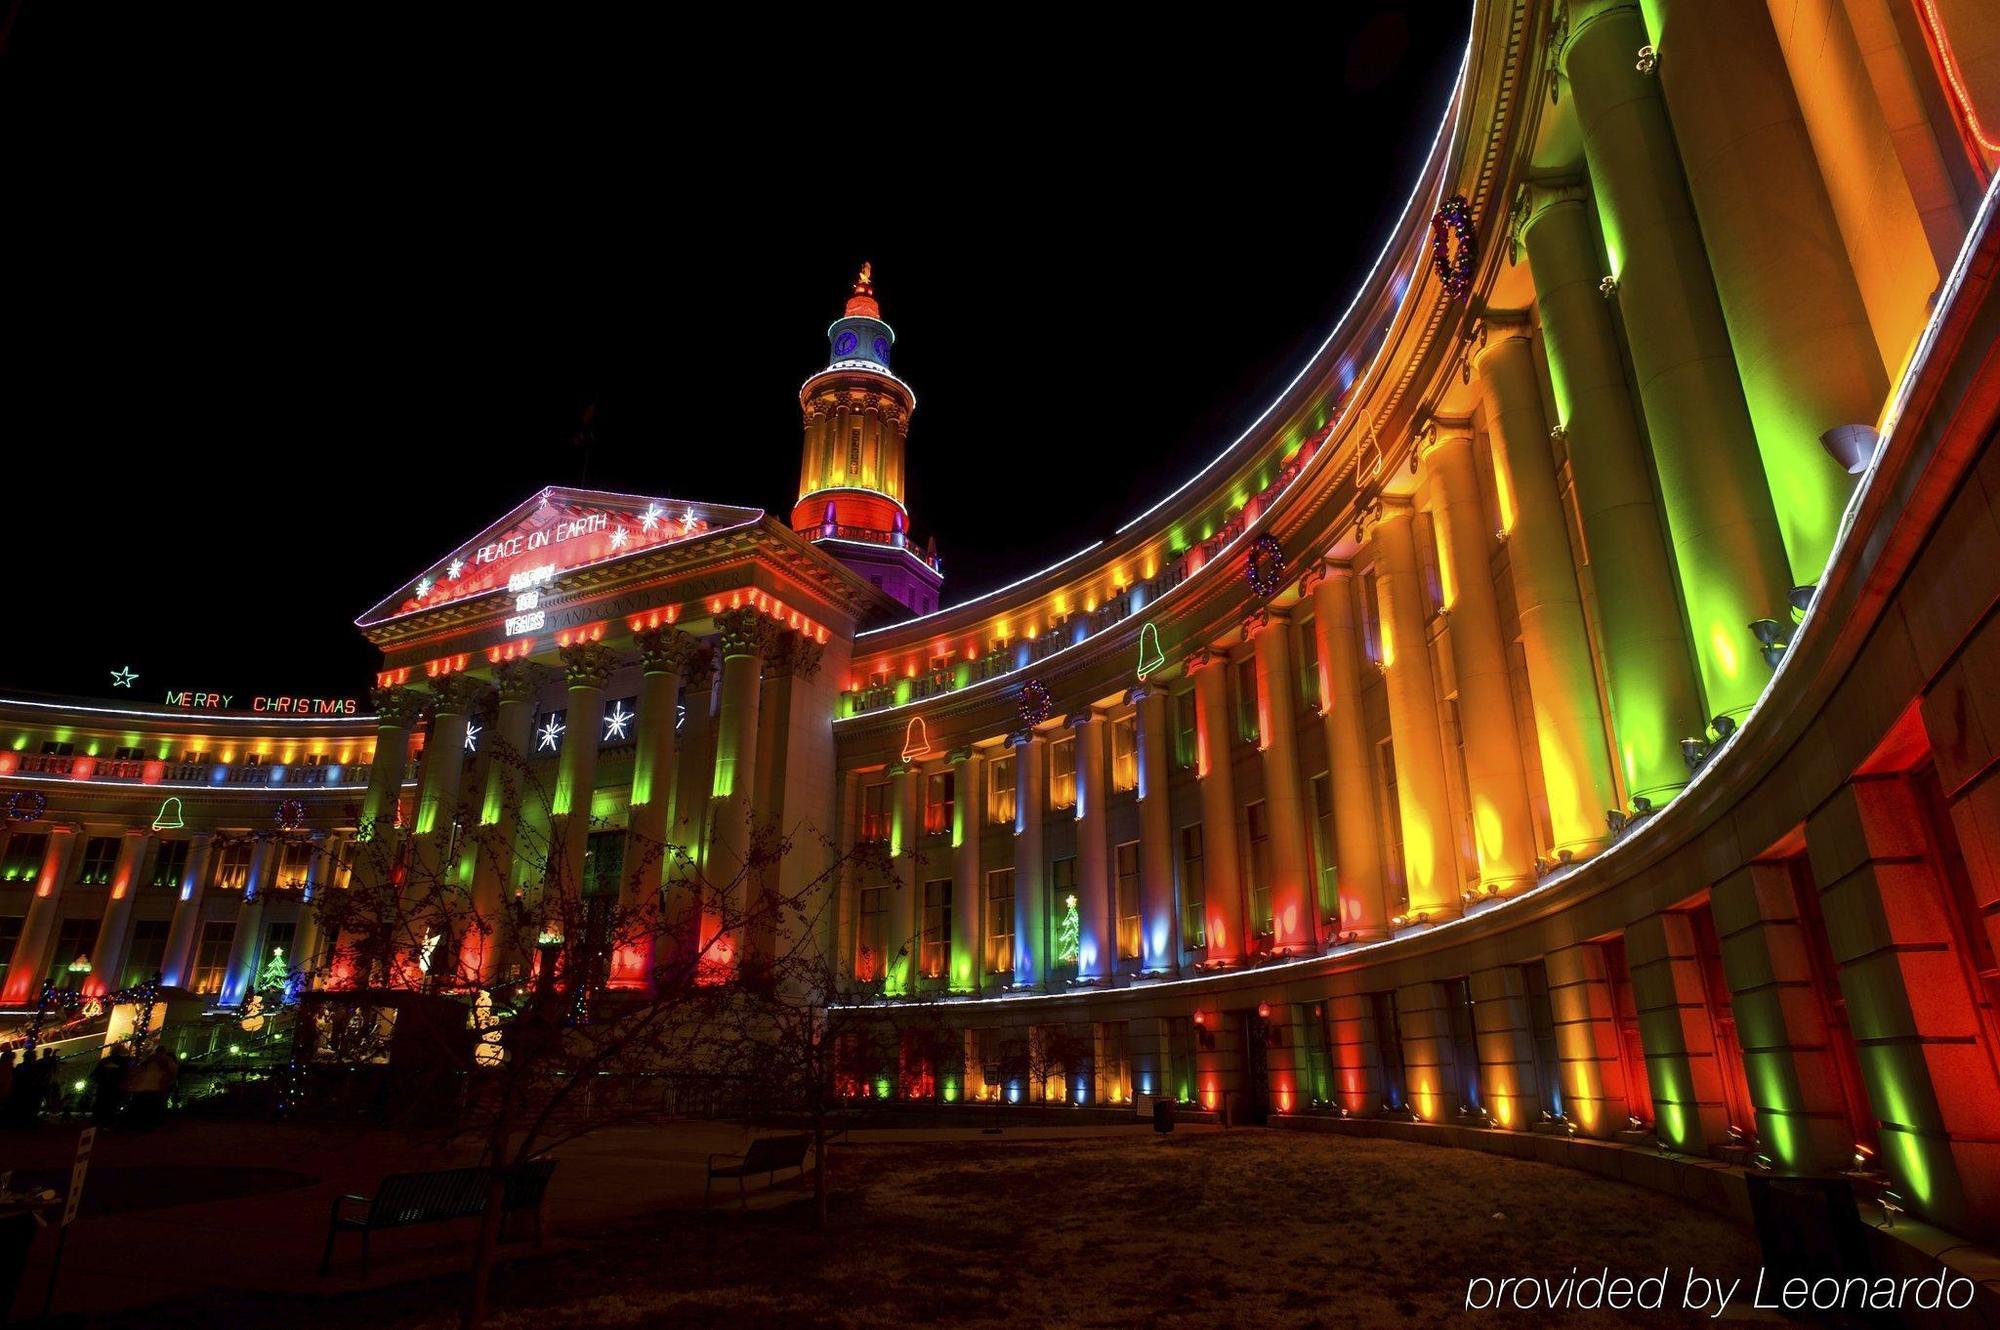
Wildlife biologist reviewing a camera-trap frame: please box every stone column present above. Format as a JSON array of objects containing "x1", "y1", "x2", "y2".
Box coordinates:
[
  {"x1": 1129, "y1": 684, "x2": 1178, "y2": 972},
  {"x1": 464, "y1": 661, "x2": 546, "y2": 984},
  {"x1": 1709, "y1": 859, "x2": 1855, "y2": 1175},
  {"x1": 1766, "y1": 0, "x2": 1939, "y2": 374},
  {"x1": 291, "y1": 832, "x2": 335, "y2": 987},
  {"x1": 1, "y1": 825, "x2": 79, "y2": 1004},
  {"x1": 1188, "y1": 648, "x2": 1248, "y2": 962},
  {"x1": 706, "y1": 609, "x2": 773, "y2": 943},
  {"x1": 358, "y1": 686, "x2": 423, "y2": 845},
  {"x1": 1517, "y1": 180, "x2": 1704, "y2": 806},
  {"x1": 886, "y1": 760, "x2": 918, "y2": 995},
  {"x1": 1562, "y1": 2, "x2": 1794, "y2": 720},
  {"x1": 1469, "y1": 966, "x2": 1538, "y2": 1129},
  {"x1": 1544, "y1": 942, "x2": 1634, "y2": 1138},
  {"x1": 1473, "y1": 326, "x2": 1618, "y2": 856},
  {"x1": 1246, "y1": 610, "x2": 1315, "y2": 952},
  {"x1": 1807, "y1": 777, "x2": 2000, "y2": 1233},
  {"x1": 1394, "y1": 980, "x2": 1462, "y2": 1122},
  {"x1": 413, "y1": 674, "x2": 487, "y2": 891},
  {"x1": 83, "y1": 830, "x2": 152, "y2": 995},
  {"x1": 949, "y1": 747, "x2": 983, "y2": 993},
  {"x1": 219, "y1": 837, "x2": 280, "y2": 1007},
  {"x1": 1010, "y1": 729, "x2": 1047, "y2": 989},
  {"x1": 1310, "y1": 566, "x2": 1390, "y2": 939},
  {"x1": 1623, "y1": 911, "x2": 1731, "y2": 1154},
  {"x1": 1371, "y1": 502, "x2": 1461, "y2": 923},
  {"x1": 1647, "y1": 0, "x2": 1883, "y2": 584},
  {"x1": 624, "y1": 626, "x2": 697, "y2": 985},
  {"x1": 1327, "y1": 992, "x2": 1386, "y2": 1116},
  {"x1": 1428, "y1": 424, "x2": 1538, "y2": 898},
  {"x1": 550, "y1": 640, "x2": 618, "y2": 898},
  {"x1": 664, "y1": 648, "x2": 717, "y2": 977},
  {"x1": 1070, "y1": 709, "x2": 1113, "y2": 982},
  {"x1": 160, "y1": 832, "x2": 214, "y2": 990}
]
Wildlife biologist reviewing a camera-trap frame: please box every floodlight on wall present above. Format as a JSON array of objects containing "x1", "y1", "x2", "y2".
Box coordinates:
[
  {"x1": 1751, "y1": 618, "x2": 1789, "y2": 667},
  {"x1": 1599, "y1": 275, "x2": 1619, "y2": 298},
  {"x1": 1635, "y1": 44, "x2": 1658, "y2": 73},
  {"x1": 1787, "y1": 584, "x2": 1816, "y2": 622},
  {"x1": 1681, "y1": 737, "x2": 1711, "y2": 771},
  {"x1": 1819, "y1": 423, "x2": 1879, "y2": 475}
]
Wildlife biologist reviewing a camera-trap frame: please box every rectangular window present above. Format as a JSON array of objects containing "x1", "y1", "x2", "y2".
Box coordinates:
[
  {"x1": 0, "y1": 917, "x2": 21, "y2": 992},
  {"x1": 40, "y1": 741, "x2": 73, "y2": 757},
  {"x1": 1447, "y1": 976, "x2": 1481, "y2": 1111},
  {"x1": 848, "y1": 425, "x2": 862, "y2": 473},
  {"x1": 243, "y1": 752, "x2": 267, "y2": 766},
  {"x1": 75, "y1": 837, "x2": 120, "y2": 887},
  {"x1": 1174, "y1": 690, "x2": 1199, "y2": 768},
  {"x1": 192, "y1": 921, "x2": 235, "y2": 995},
  {"x1": 1377, "y1": 738, "x2": 1407, "y2": 913},
  {"x1": 1167, "y1": 1015, "x2": 1197, "y2": 1103},
  {"x1": 1110, "y1": 714, "x2": 1138, "y2": 793},
  {"x1": 1234, "y1": 656, "x2": 1260, "y2": 745},
  {"x1": 860, "y1": 781, "x2": 890, "y2": 844},
  {"x1": 921, "y1": 878, "x2": 951, "y2": 980},
  {"x1": 48, "y1": 917, "x2": 100, "y2": 985},
  {"x1": 151, "y1": 840, "x2": 190, "y2": 890},
  {"x1": 277, "y1": 838, "x2": 317, "y2": 890},
  {"x1": 924, "y1": 770, "x2": 955, "y2": 837},
  {"x1": 987, "y1": 751, "x2": 1016, "y2": 825},
  {"x1": 1372, "y1": 990, "x2": 1406, "y2": 1111},
  {"x1": 1417, "y1": 510, "x2": 1446, "y2": 617},
  {"x1": 1361, "y1": 570, "x2": 1384, "y2": 664},
  {"x1": 211, "y1": 840, "x2": 252, "y2": 891},
  {"x1": 1048, "y1": 857, "x2": 1077, "y2": 969},
  {"x1": 1179, "y1": 824, "x2": 1206, "y2": 949},
  {"x1": 2, "y1": 834, "x2": 48, "y2": 883},
  {"x1": 1522, "y1": 959, "x2": 1562, "y2": 1119},
  {"x1": 856, "y1": 886, "x2": 887, "y2": 983},
  {"x1": 985, "y1": 868, "x2": 1015, "y2": 975},
  {"x1": 113, "y1": 746, "x2": 145, "y2": 762},
  {"x1": 123, "y1": 920, "x2": 171, "y2": 988},
  {"x1": 1115, "y1": 840, "x2": 1141, "y2": 961},
  {"x1": 1687, "y1": 907, "x2": 1755, "y2": 1136},
  {"x1": 1310, "y1": 773, "x2": 1337, "y2": 926},
  {"x1": 1048, "y1": 734, "x2": 1077, "y2": 810},
  {"x1": 584, "y1": 830, "x2": 626, "y2": 897},
  {"x1": 1298, "y1": 616, "x2": 1322, "y2": 711},
  {"x1": 1245, "y1": 801, "x2": 1273, "y2": 937}
]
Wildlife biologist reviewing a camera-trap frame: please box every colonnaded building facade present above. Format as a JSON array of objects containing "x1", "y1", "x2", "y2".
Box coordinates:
[{"x1": 6, "y1": 0, "x2": 2000, "y2": 1268}]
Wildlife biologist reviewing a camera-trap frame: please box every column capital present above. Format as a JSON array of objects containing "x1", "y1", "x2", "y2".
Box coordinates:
[
  {"x1": 1065, "y1": 708, "x2": 1100, "y2": 731},
  {"x1": 370, "y1": 685, "x2": 428, "y2": 729},
  {"x1": 763, "y1": 632, "x2": 825, "y2": 681},
  {"x1": 1124, "y1": 684, "x2": 1156, "y2": 706},
  {"x1": 559, "y1": 640, "x2": 621, "y2": 690},
  {"x1": 1007, "y1": 728, "x2": 1040, "y2": 750},
  {"x1": 430, "y1": 673, "x2": 491, "y2": 717},
  {"x1": 494, "y1": 659, "x2": 558, "y2": 703},
  {"x1": 680, "y1": 645, "x2": 718, "y2": 692},
  {"x1": 1241, "y1": 607, "x2": 1278, "y2": 641},
  {"x1": 947, "y1": 746, "x2": 974, "y2": 766},
  {"x1": 1183, "y1": 646, "x2": 1218, "y2": 675},
  {"x1": 633, "y1": 624, "x2": 702, "y2": 676},
  {"x1": 1511, "y1": 174, "x2": 1590, "y2": 247},
  {"x1": 715, "y1": 607, "x2": 781, "y2": 659}
]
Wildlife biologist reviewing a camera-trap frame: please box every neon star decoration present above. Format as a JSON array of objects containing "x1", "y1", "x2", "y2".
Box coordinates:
[
  {"x1": 110, "y1": 665, "x2": 139, "y2": 689},
  {"x1": 609, "y1": 525, "x2": 629, "y2": 550},
  {"x1": 447, "y1": 558, "x2": 465, "y2": 581},
  {"x1": 463, "y1": 720, "x2": 481, "y2": 753},
  {"x1": 602, "y1": 701, "x2": 633, "y2": 742},
  {"x1": 640, "y1": 503, "x2": 664, "y2": 532},
  {"x1": 537, "y1": 714, "x2": 566, "y2": 752}
]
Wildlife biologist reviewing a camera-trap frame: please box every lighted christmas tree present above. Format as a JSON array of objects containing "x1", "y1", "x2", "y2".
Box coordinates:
[
  {"x1": 256, "y1": 946, "x2": 290, "y2": 996},
  {"x1": 1056, "y1": 893, "x2": 1081, "y2": 965}
]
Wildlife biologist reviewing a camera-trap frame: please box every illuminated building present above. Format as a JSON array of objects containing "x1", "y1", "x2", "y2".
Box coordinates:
[{"x1": 6, "y1": 0, "x2": 2000, "y2": 1275}]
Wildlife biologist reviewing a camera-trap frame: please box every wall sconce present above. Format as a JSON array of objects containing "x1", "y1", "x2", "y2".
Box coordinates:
[
  {"x1": 1599, "y1": 275, "x2": 1619, "y2": 298},
  {"x1": 1635, "y1": 44, "x2": 1658, "y2": 73},
  {"x1": 1819, "y1": 423, "x2": 1878, "y2": 475},
  {"x1": 1787, "y1": 584, "x2": 1816, "y2": 622},
  {"x1": 1750, "y1": 618, "x2": 1789, "y2": 667},
  {"x1": 1680, "y1": 737, "x2": 1710, "y2": 770}
]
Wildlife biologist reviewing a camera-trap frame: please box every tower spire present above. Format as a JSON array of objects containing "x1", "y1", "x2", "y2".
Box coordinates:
[{"x1": 846, "y1": 261, "x2": 879, "y2": 319}]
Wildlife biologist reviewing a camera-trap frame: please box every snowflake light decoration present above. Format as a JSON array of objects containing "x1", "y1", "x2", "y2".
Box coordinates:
[
  {"x1": 537, "y1": 714, "x2": 565, "y2": 752},
  {"x1": 414, "y1": 576, "x2": 433, "y2": 599},
  {"x1": 640, "y1": 503, "x2": 664, "y2": 532},
  {"x1": 609, "y1": 525, "x2": 629, "y2": 550},
  {"x1": 602, "y1": 700, "x2": 633, "y2": 742},
  {"x1": 447, "y1": 558, "x2": 465, "y2": 581},
  {"x1": 463, "y1": 720, "x2": 481, "y2": 753}
]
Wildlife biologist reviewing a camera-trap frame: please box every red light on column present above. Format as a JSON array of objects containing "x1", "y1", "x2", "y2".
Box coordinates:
[
  {"x1": 1257, "y1": 1001, "x2": 1272, "y2": 1020},
  {"x1": 72, "y1": 757, "x2": 96, "y2": 780}
]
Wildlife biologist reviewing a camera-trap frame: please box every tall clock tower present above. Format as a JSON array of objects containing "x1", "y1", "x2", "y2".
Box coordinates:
[{"x1": 791, "y1": 265, "x2": 944, "y2": 617}]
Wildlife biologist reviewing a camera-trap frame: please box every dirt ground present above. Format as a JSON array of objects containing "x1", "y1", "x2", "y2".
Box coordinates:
[{"x1": 106, "y1": 1127, "x2": 1770, "y2": 1330}]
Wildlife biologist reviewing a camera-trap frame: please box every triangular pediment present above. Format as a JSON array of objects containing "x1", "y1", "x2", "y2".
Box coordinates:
[{"x1": 355, "y1": 486, "x2": 765, "y2": 627}]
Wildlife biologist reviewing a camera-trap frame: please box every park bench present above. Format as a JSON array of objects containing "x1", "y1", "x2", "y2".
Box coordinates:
[
  {"x1": 320, "y1": 1159, "x2": 558, "y2": 1275},
  {"x1": 704, "y1": 1134, "x2": 812, "y2": 1210}
]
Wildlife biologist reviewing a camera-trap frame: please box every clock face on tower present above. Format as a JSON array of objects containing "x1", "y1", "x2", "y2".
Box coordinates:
[
  {"x1": 872, "y1": 335, "x2": 890, "y2": 362},
  {"x1": 833, "y1": 330, "x2": 859, "y2": 358}
]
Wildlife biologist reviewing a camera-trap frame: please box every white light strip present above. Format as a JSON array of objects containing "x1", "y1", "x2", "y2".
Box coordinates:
[
  {"x1": 854, "y1": 541, "x2": 1108, "y2": 639},
  {"x1": 835, "y1": 139, "x2": 2000, "y2": 1012},
  {"x1": 0, "y1": 772, "x2": 371, "y2": 792}
]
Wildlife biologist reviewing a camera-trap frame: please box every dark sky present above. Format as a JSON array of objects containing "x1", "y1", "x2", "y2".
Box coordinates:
[{"x1": 2, "y1": 6, "x2": 1467, "y2": 705}]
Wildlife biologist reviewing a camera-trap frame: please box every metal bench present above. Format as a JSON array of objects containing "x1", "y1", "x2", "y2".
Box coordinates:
[
  {"x1": 320, "y1": 1159, "x2": 558, "y2": 1274},
  {"x1": 704, "y1": 1134, "x2": 811, "y2": 1210}
]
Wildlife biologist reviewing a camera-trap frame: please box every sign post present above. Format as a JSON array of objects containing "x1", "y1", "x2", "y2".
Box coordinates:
[{"x1": 42, "y1": 1126, "x2": 93, "y2": 1315}]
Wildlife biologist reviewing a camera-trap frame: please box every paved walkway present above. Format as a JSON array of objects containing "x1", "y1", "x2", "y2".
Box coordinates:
[{"x1": 1, "y1": 1116, "x2": 1185, "y2": 1321}]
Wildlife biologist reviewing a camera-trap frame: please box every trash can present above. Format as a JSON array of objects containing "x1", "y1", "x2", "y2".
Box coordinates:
[{"x1": 1152, "y1": 1097, "x2": 1174, "y2": 1134}]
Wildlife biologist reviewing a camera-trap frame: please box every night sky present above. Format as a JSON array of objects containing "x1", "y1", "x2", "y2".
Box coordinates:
[{"x1": 2, "y1": 5, "x2": 1467, "y2": 706}]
